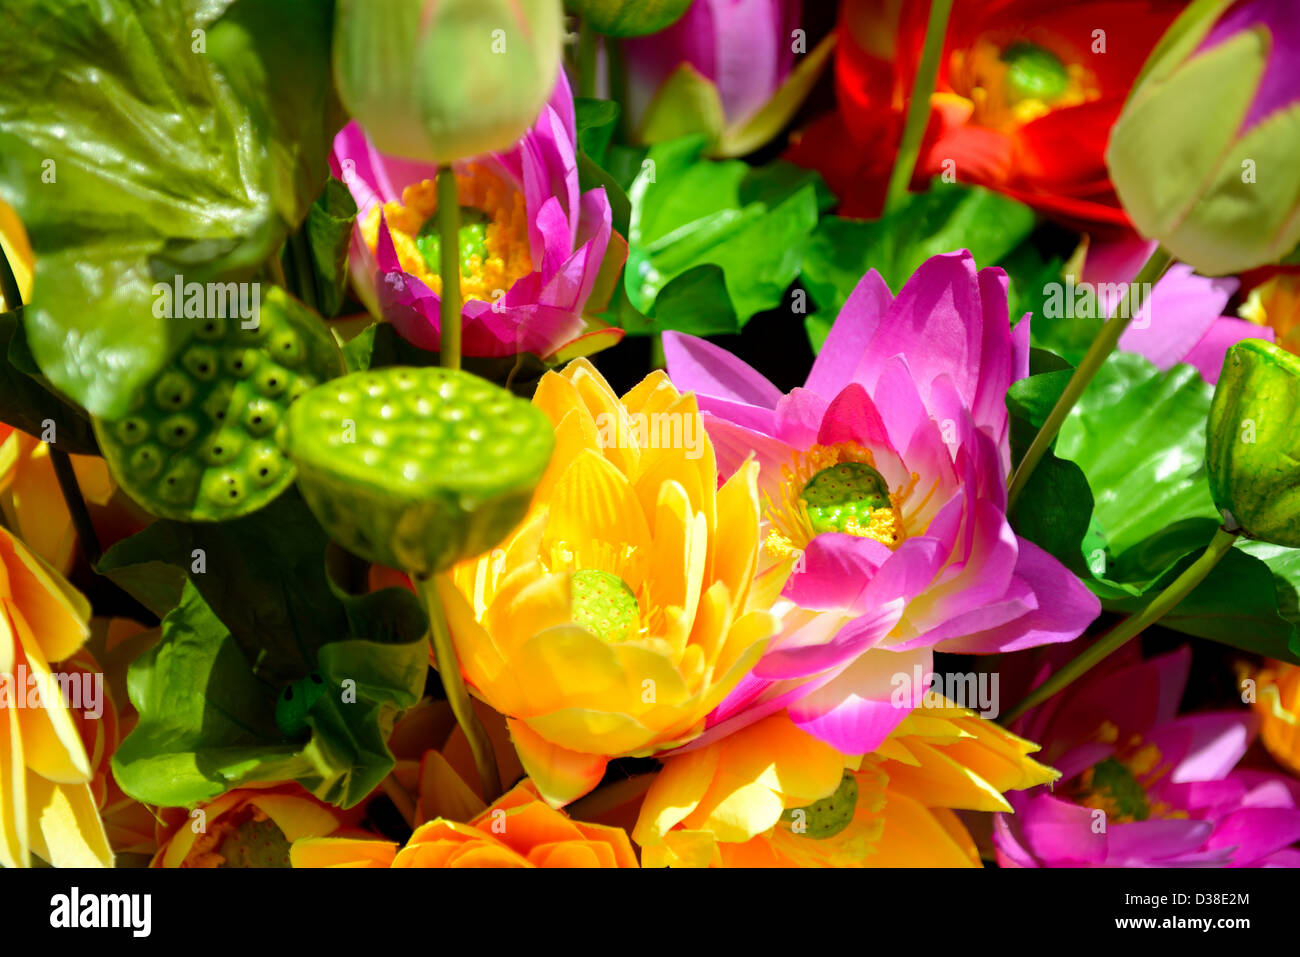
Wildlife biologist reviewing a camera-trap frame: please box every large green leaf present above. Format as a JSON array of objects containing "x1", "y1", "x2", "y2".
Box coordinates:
[
  {"x1": 1007, "y1": 351, "x2": 1300, "y2": 660},
  {"x1": 0, "y1": 0, "x2": 339, "y2": 419},
  {"x1": 621, "y1": 136, "x2": 818, "y2": 332}
]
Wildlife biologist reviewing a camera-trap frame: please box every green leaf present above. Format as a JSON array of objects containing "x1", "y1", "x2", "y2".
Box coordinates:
[
  {"x1": 635, "y1": 65, "x2": 726, "y2": 147},
  {"x1": 0, "y1": 309, "x2": 98, "y2": 453},
  {"x1": 1008, "y1": 350, "x2": 1300, "y2": 659},
  {"x1": 622, "y1": 137, "x2": 818, "y2": 332},
  {"x1": 285, "y1": 178, "x2": 357, "y2": 319},
  {"x1": 800, "y1": 181, "x2": 1037, "y2": 320},
  {"x1": 0, "y1": 0, "x2": 339, "y2": 419}
]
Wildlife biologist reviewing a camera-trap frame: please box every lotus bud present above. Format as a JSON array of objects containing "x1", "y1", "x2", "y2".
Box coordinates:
[
  {"x1": 1106, "y1": 0, "x2": 1300, "y2": 275},
  {"x1": 1206, "y1": 338, "x2": 1300, "y2": 545},
  {"x1": 332, "y1": 0, "x2": 565, "y2": 164}
]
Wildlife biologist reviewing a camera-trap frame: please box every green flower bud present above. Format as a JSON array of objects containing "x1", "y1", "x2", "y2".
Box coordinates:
[
  {"x1": 279, "y1": 367, "x2": 555, "y2": 575},
  {"x1": 333, "y1": 0, "x2": 565, "y2": 164},
  {"x1": 1106, "y1": 0, "x2": 1300, "y2": 275},
  {"x1": 566, "y1": 0, "x2": 692, "y2": 38},
  {"x1": 1206, "y1": 339, "x2": 1300, "y2": 546}
]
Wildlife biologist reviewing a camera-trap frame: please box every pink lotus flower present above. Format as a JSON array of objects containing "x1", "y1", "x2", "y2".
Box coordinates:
[
  {"x1": 1085, "y1": 237, "x2": 1274, "y2": 384},
  {"x1": 330, "y1": 70, "x2": 625, "y2": 361},
  {"x1": 663, "y1": 250, "x2": 1100, "y2": 755},
  {"x1": 624, "y1": 0, "x2": 803, "y2": 131},
  {"x1": 995, "y1": 645, "x2": 1300, "y2": 867}
]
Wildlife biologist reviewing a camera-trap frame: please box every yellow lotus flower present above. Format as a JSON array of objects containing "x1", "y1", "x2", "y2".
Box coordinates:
[
  {"x1": 152, "y1": 784, "x2": 355, "y2": 868},
  {"x1": 292, "y1": 779, "x2": 638, "y2": 868},
  {"x1": 1240, "y1": 272, "x2": 1300, "y2": 356},
  {"x1": 0, "y1": 526, "x2": 111, "y2": 867},
  {"x1": 436, "y1": 359, "x2": 776, "y2": 806},
  {"x1": 633, "y1": 698, "x2": 1058, "y2": 867},
  {"x1": 0, "y1": 197, "x2": 33, "y2": 310},
  {"x1": 1248, "y1": 660, "x2": 1300, "y2": 778},
  {"x1": 0, "y1": 424, "x2": 117, "y2": 575}
]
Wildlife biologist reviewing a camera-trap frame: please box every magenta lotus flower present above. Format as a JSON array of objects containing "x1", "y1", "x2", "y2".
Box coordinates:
[
  {"x1": 663, "y1": 250, "x2": 1101, "y2": 755},
  {"x1": 995, "y1": 645, "x2": 1300, "y2": 867},
  {"x1": 1084, "y1": 237, "x2": 1274, "y2": 384},
  {"x1": 330, "y1": 70, "x2": 625, "y2": 361},
  {"x1": 623, "y1": 0, "x2": 822, "y2": 155}
]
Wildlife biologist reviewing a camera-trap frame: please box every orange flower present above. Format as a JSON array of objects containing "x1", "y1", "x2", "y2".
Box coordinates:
[
  {"x1": 152, "y1": 783, "x2": 358, "y2": 868},
  {"x1": 292, "y1": 779, "x2": 638, "y2": 868},
  {"x1": 1249, "y1": 660, "x2": 1300, "y2": 778}
]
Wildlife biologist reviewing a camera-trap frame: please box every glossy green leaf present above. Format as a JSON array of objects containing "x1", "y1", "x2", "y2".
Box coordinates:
[{"x1": 0, "y1": 0, "x2": 339, "y2": 419}]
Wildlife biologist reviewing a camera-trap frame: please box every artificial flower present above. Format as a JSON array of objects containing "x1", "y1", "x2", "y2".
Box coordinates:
[
  {"x1": 0, "y1": 526, "x2": 111, "y2": 867},
  {"x1": 634, "y1": 698, "x2": 1056, "y2": 867},
  {"x1": 331, "y1": 69, "x2": 625, "y2": 362},
  {"x1": 1079, "y1": 237, "x2": 1273, "y2": 383},
  {"x1": 0, "y1": 424, "x2": 118, "y2": 575},
  {"x1": 333, "y1": 0, "x2": 565, "y2": 164},
  {"x1": 663, "y1": 250, "x2": 1099, "y2": 756},
  {"x1": 1107, "y1": 0, "x2": 1300, "y2": 275},
  {"x1": 789, "y1": 0, "x2": 1183, "y2": 224},
  {"x1": 623, "y1": 0, "x2": 833, "y2": 156},
  {"x1": 996, "y1": 645, "x2": 1300, "y2": 867},
  {"x1": 1248, "y1": 660, "x2": 1300, "y2": 779},
  {"x1": 152, "y1": 783, "x2": 359, "y2": 868},
  {"x1": 437, "y1": 358, "x2": 777, "y2": 807},
  {"x1": 292, "y1": 779, "x2": 638, "y2": 867}
]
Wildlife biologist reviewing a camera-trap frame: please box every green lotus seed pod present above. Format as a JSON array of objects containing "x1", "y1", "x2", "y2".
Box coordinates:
[
  {"x1": 93, "y1": 288, "x2": 344, "y2": 521},
  {"x1": 802, "y1": 462, "x2": 893, "y2": 537},
  {"x1": 1206, "y1": 339, "x2": 1300, "y2": 546},
  {"x1": 570, "y1": 569, "x2": 641, "y2": 643},
  {"x1": 280, "y1": 366, "x2": 555, "y2": 575},
  {"x1": 275, "y1": 671, "x2": 328, "y2": 738},
  {"x1": 565, "y1": 0, "x2": 692, "y2": 37},
  {"x1": 781, "y1": 771, "x2": 859, "y2": 840}
]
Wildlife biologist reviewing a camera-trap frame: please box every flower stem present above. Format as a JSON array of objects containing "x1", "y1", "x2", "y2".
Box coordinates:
[
  {"x1": 436, "y1": 165, "x2": 462, "y2": 371},
  {"x1": 884, "y1": 0, "x2": 954, "y2": 213},
  {"x1": 1000, "y1": 526, "x2": 1239, "y2": 725},
  {"x1": 50, "y1": 449, "x2": 101, "y2": 567},
  {"x1": 415, "y1": 572, "x2": 501, "y2": 803},
  {"x1": 1007, "y1": 245, "x2": 1174, "y2": 511},
  {"x1": 577, "y1": 18, "x2": 598, "y2": 99}
]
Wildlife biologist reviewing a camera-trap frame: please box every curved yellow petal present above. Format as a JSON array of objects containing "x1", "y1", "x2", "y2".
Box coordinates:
[{"x1": 508, "y1": 718, "x2": 607, "y2": 808}]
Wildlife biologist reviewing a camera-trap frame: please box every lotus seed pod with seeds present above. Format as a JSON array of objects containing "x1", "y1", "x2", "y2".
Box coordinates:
[
  {"x1": 92, "y1": 287, "x2": 345, "y2": 522},
  {"x1": 280, "y1": 367, "x2": 555, "y2": 575},
  {"x1": 780, "y1": 771, "x2": 859, "y2": 839},
  {"x1": 1206, "y1": 339, "x2": 1300, "y2": 546}
]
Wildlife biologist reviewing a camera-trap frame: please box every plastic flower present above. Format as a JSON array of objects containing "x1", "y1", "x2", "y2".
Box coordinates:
[
  {"x1": 292, "y1": 779, "x2": 639, "y2": 868},
  {"x1": 1107, "y1": 0, "x2": 1300, "y2": 275},
  {"x1": 664, "y1": 250, "x2": 1099, "y2": 756},
  {"x1": 789, "y1": 0, "x2": 1183, "y2": 223},
  {"x1": 623, "y1": 0, "x2": 831, "y2": 156},
  {"x1": 1079, "y1": 238, "x2": 1273, "y2": 384},
  {"x1": 152, "y1": 784, "x2": 358, "y2": 868},
  {"x1": 331, "y1": 70, "x2": 625, "y2": 362},
  {"x1": 437, "y1": 358, "x2": 777, "y2": 806},
  {"x1": 1249, "y1": 660, "x2": 1300, "y2": 778},
  {"x1": 0, "y1": 526, "x2": 111, "y2": 867},
  {"x1": 995, "y1": 645, "x2": 1300, "y2": 867},
  {"x1": 0, "y1": 424, "x2": 118, "y2": 575},
  {"x1": 633, "y1": 699, "x2": 1056, "y2": 867}
]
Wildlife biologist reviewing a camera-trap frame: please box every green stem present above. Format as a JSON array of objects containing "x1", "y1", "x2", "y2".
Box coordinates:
[
  {"x1": 1007, "y1": 246, "x2": 1174, "y2": 511},
  {"x1": 268, "y1": 249, "x2": 289, "y2": 290},
  {"x1": 415, "y1": 572, "x2": 501, "y2": 803},
  {"x1": 607, "y1": 37, "x2": 630, "y2": 141},
  {"x1": 436, "y1": 166, "x2": 462, "y2": 371},
  {"x1": 50, "y1": 448, "x2": 101, "y2": 567},
  {"x1": 884, "y1": 0, "x2": 954, "y2": 213},
  {"x1": 1000, "y1": 527, "x2": 1239, "y2": 725},
  {"x1": 289, "y1": 230, "x2": 318, "y2": 314},
  {"x1": 649, "y1": 333, "x2": 666, "y2": 371},
  {"x1": 577, "y1": 18, "x2": 598, "y2": 100}
]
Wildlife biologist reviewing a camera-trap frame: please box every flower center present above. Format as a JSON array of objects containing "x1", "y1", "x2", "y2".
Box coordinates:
[
  {"x1": 184, "y1": 805, "x2": 292, "y2": 867},
  {"x1": 360, "y1": 162, "x2": 533, "y2": 303},
  {"x1": 950, "y1": 37, "x2": 1100, "y2": 130},
  {"x1": 762, "y1": 444, "x2": 913, "y2": 562},
  {"x1": 569, "y1": 568, "x2": 641, "y2": 643},
  {"x1": 1072, "y1": 756, "x2": 1151, "y2": 823},
  {"x1": 780, "y1": 771, "x2": 859, "y2": 839}
]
